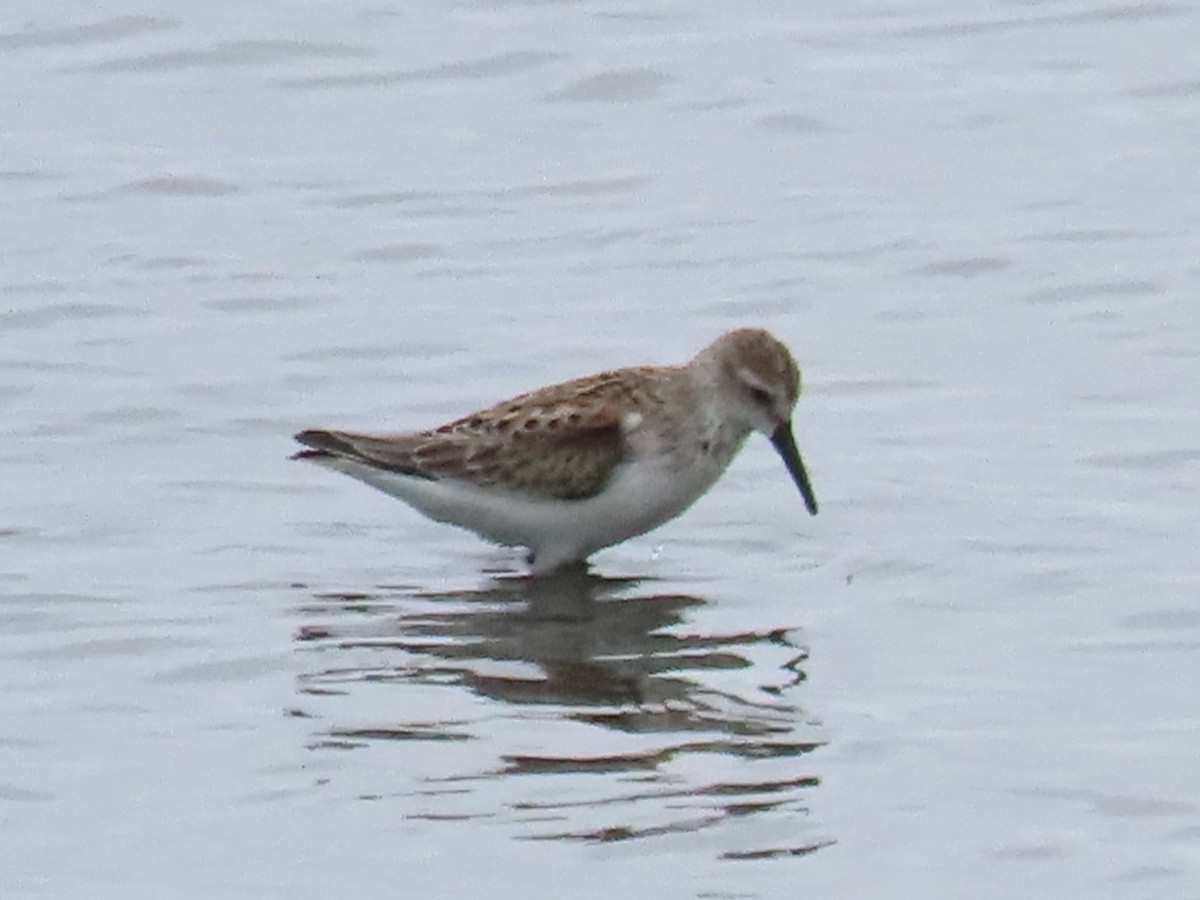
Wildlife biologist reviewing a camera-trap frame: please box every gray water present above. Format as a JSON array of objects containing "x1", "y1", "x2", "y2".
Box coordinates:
[{"x1": 4, "y1": 1, "x2": 1200, "y2": 897}]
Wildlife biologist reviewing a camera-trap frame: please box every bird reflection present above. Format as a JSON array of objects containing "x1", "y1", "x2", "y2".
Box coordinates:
[{"x1": 292, "y1": 568, "x2": 830, "y2": 856}]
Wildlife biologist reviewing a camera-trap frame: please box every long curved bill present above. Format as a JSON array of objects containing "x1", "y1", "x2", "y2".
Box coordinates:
[{"x1": 769, "y1": 422, "x2": 818, "y2": 515}]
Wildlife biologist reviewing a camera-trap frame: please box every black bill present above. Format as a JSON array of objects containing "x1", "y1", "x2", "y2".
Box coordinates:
[{"x1": 769, "y1": 422, "x2": 818, "y2": 516}]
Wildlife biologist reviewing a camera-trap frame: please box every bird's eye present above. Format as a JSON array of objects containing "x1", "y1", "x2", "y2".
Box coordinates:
[{"x1": 749, "y1": 386, "x2": 772, "y2": 406}]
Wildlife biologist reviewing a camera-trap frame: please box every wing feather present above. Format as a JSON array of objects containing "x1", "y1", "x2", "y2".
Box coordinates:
[
  {"x1": 293, "y1": 365, "x2": 679, "y2": 501},
  {"x1": 293, "y1": 404, "x2": 625, "y2": 501}
]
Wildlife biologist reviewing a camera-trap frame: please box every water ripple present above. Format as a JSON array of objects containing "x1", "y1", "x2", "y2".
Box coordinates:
[
  {"x1": 0, "y1": 15, "x2": 174, "y2": 49},
  {"x1": 293, "y1": 572, "x2": 828, "y2": 855}
]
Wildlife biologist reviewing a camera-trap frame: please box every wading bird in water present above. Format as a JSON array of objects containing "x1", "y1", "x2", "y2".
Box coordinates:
[{"x1": 293, "y1": 328, "x2": 817, "y2": 573}]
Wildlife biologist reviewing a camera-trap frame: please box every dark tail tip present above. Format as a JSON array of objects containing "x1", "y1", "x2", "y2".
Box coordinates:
[{"x1": 293, "y1": 429, "x2": 356, "y2": 455}]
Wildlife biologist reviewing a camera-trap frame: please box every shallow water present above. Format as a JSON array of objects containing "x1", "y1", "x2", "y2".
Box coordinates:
[{"x1": 4, "y1": 1, "x2": 1200, "y2": 897}]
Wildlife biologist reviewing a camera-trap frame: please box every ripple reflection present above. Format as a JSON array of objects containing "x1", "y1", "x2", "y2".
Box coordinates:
[{"x1": 293, "y1": 570, "x2": 830, "y2": 856}]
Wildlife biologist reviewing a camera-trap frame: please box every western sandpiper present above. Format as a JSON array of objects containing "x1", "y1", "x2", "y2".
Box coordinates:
[{"x1": 293, "y1": 327, "x2": 817, "y2": 572}]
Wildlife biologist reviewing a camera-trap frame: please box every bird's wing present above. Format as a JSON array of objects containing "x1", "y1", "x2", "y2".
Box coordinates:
[{"x1": 293, "y1": 400, "x2": 628, "y2": 501}]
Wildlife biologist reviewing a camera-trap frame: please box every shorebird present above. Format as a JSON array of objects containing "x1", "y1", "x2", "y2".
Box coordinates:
[{"x1": 293, "y1": 327, "x2": 817, "y2": 572}]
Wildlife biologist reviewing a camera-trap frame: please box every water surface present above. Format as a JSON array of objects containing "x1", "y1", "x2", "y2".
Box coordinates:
[{"x1": 3, "y1": 1, "x2": 1200, "y2": 897}]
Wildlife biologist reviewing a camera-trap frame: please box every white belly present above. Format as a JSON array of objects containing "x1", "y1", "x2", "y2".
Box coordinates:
[{"x1": 314, "y1": 450, "x2": 731, "y2": 572}]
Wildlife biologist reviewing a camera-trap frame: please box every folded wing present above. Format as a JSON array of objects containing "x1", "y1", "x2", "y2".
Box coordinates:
[{"x1": 293, "y1": 402, "x2": 626, "y2": 501}]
